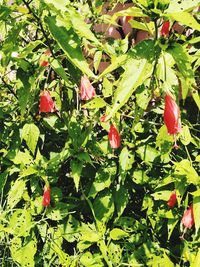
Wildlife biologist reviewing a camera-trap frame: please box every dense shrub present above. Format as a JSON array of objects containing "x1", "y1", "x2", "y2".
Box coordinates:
[{"x1": 0, "y1": 0, "x2": 200, "y2": 266}]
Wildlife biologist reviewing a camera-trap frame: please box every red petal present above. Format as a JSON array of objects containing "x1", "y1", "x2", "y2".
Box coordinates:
[
  {"x1": 42, "y1": 186, "x2": 51, "y2": 207},
  {"x1": 108, "y1": 124, "x2": 121, "y2": 149},
  {"x1": 181, "y1": 205, "x2": 194, "y2": 229},
  {"x1": 167, "y1": 191, "x2": 177, "y2": 208},
  {"x1": 164, "y1": 94, "x2": 181, "y2": 135},
  {"x1": 39, "y1": 91, "x2": 56, "y2": 113},
  {"x1": 80, "y1": 76, "x2": 96, "y2": 101},
  {"x1": 160, "y1": 21, "x2": 170, "y2": 36}
]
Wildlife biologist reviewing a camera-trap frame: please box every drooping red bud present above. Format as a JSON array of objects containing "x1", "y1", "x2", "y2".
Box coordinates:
[
  {"x1": 80, "y1": 75, "x2": 96, "y2": 101},
  {"x1": 164, "y1": 93, "x2": 181, "y2": 135},
  {"x1": 125, "y1": 16, "x2": 133, "y2": 22},
  {"x1": 108, "y1": 124, "x2": 121, "y2": 149},
  {"x1": 42, "y1": 185, "x2": 51, "y2": 207},
  {"x1": 39, "y1": 91, "x2": 56, "y2": 113},
  {"x1": 100, "y1": 115, "x2": 108, "y2": 122},
  {"x1": 167, "y1": 191, "x2": 177, "y2": 208},
  {"x1": 39, "y1": 60, "x2": 49, "y2": 67},
  {"x1": 181, "y1": 205, "x2": 194, "y2": 229},
  {"x1": 160, "y1": 21, "x2": 170, "y2": 36}
]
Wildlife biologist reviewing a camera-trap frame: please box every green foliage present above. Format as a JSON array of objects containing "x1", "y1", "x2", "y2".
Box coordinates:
[{"x1": 0, "y1": 0, "x2": 200, "y2": 266}]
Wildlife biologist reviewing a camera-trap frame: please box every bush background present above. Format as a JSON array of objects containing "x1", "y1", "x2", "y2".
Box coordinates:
[{"x1": 0, "y1": 0, "x2": 200, "y2": 266}]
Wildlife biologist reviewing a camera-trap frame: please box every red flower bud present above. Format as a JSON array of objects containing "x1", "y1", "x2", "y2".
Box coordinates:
[
  {"x1": 181, "y1": 205, "x2": 194, "y2": 229},
  {"x1": 167, "y1": 191, "x2": 177, "y2": 208},
  {"x1": 125, "y1": 16, "x2": 133, "y2": 22},
  {"x1": 39, "y1": 91, "x2": 56, "y2": 113},
  {"x1": 160, "y1": 21, "x2": 170, "y2": 36},
  {"x1": 164, "y1": 93, "x2": 181, "y2": 135},
  {"x1": 39, "y1": 60, "x2": 49, "y2": 67},
  {"x1": 108, "y1": 124, "x2": 121, "y2": 149},
  {"x1": 100, "y1": 115, "x2": 108, "y2": 122},
  {"x1": 42, "y1": 185, "x2": 51, "y2": 207},
  {"x1": 80, "y1": 75, "x2": 96, "y2": 101}
]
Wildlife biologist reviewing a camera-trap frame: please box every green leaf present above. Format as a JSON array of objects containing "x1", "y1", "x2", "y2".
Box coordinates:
[
  {"x1": 114, "y1": 186, "x2": 129, "y2": 218},
  {"x1": 191, "y1": 249, "x2": 200, "y2": 267},
  {"x1": 119, "y1": 147, "x2": 134, "y2": 179},
  {"x1": 46, "y1": 204, "x2": 69, "y2": 221},
  {"x1": 132, "y1": 169, "x2": 149, "y2": 184},
  {"x1": 164, "y1": 12, "x2": 200, "y2": 31},
  {"x1": 111, "y1": 7, "x2": 147, "y2": 22},
  {"x1": 174, "y1": 159, "x2": 199, "y2": 185},
  {"x1": 16, "y1": 70, "x2": 31, "y2": 116},
  {"x1": 22, "y1": 123, "x2": 40, "y2": 154},
  {"x1": 43, "y1": 0, "x2": 70, "y2": 11},
  {"x1": 99, "y1": 54, "x2": 127, "y2": 78},
  {"x1": 20, "y1": 40, "x2": 42, "y2": 57},
  {"x1": 80, "y1": 223, "x2": 100, "y2": 243},
  {"x1": 45, "y1": 16, "x2": 95, "y2": 78},
  {"x1": 167, "y1": 0, "x2": 199, "y2": 12},
  {"x1": 180, "y1": 125, "x2": 192, "y2": 146},
  {"x1": 156, "y1": 125, "x2": 173, "y2": 154},
  {"x1": 19, "y1": 166, "x2": 38, "y2": 178},
  {"x1": 94, "y1": 51, "x2": 102, "y2": 74},
  {"x1": 10, "y1": 236, "x2": 37, "y2": 267},
  {"x1": 191, "y1": 89, "x2": 200, "y2": 110},
  {"x1": 193, "y1": 196, "x2": 200, "y2": 235},
  {"x1": 12, "y1": 150, "x2": 32, "y2": 165},
  {"x1": 69, "y1": 8, "x2": 101, "y2": 46},
  {"x1": 102, "y1": 77, "x2": 113, "y2": 98},
  {"x1": 136, "y1": 145, "x2": 159, "y2": 164},
  {"x1": 89, "y1": 163, "x2": 117, "y2": 198},
  {"x1": 167, "y1": 43, "x2": 194, "y2": 81},
  {"x1": 0, "y1": 6, "x2": 11, "y2": 20},
  {"x1": 0, "y1": 170, "x2": 8, "y2": 191},
  {"x1": 106, "y1": 40, "x2": 158, "y2": 120},
  {"x1": 82, "y1": 97, "x2": 107, "y2": 109},
  {"x1": 50, "y1": 58, "x2": 69, "y2": 82},
  {"x1": 7, "y1": 179, "x2": 26, "y2": 209},
  {"x1": 110, "y1": 228, "x2": 129, "y2": 240},
  {"x1": 93, "y1": 190, "x2": 114, "y2": 224},
  {"x1": 9, "y1": 209, "x2": 32, "y2": 237},
  {"x1": 70, "y1": 160, "x2": 83, "y2": 191},
  {"x1": 80, "y1": 251, "x2": 103, "y2": 267},
  {"x1": 151, "y1": 190, "x2": 172, "y2": 201}
]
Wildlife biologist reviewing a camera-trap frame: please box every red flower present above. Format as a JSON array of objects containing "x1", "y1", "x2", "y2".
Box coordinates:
[
  {"x1": 160, "y1": 21, "x2": 170, "y2": 36},
  {"x1": 164, "y1": 93, "x2": 181, "y2": 135},
  {"x1": 125, "y1": 16, "x2": 133, "y2": 22},
  {"x1": 108, "y1": 124, "x2": 121, "y2": 149},
  {"x1": 42, "y1": 185, "x2": 51, "y2": 207},
  {"x1": 80, "y1": 75, "x2": 96, "y2": 101},
  {"x1": 181, "y1": 205, "x2": 194, "y2": 229},
  {"x1": 100, "y1": 115, "x2": 108, "y2": 122},
  {"x1": 39, "y1": 60, "x2": 49, "y2": 67},
  {"x1": 39, "y1": 91, "x2": 56, "y2": 113},
  {"x1": 167, "y1": 191, "x2": 177, "y2": 208}
]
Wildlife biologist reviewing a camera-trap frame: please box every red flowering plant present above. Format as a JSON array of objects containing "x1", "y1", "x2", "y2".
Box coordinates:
[{"x1": 1, "y1": 0, "x2": 200, "y2": 266}]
